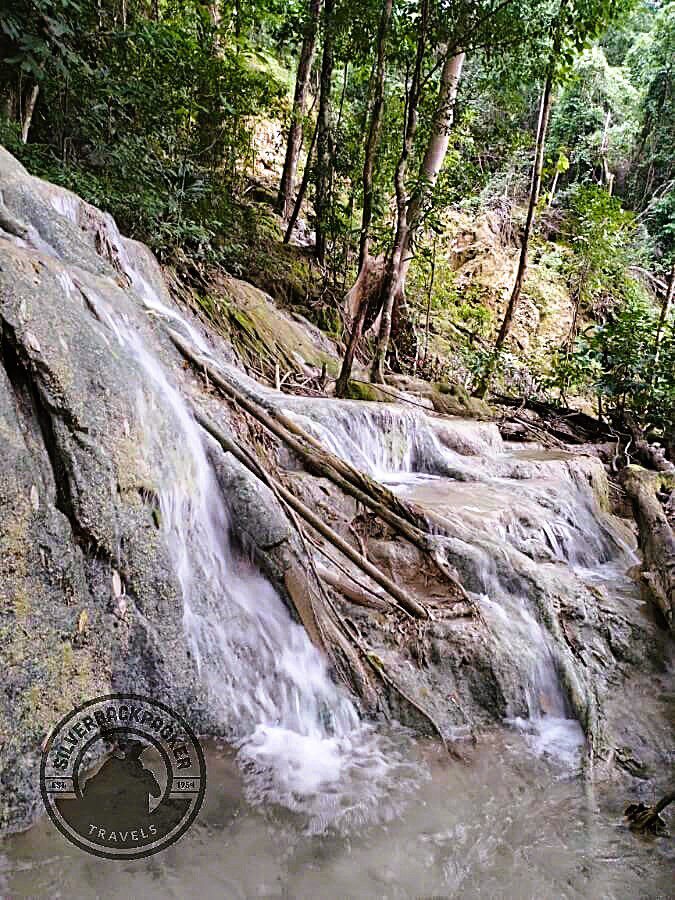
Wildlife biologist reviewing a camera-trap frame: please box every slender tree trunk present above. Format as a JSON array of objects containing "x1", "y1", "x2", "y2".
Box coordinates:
[
  {"x1": 207, "y1": 2, "x2": 220, "y2": 26},
  {"x1": 400, "y1": 49, "x2": 465, "y2": 278},
  {"x1": 21, "y1": 83, "x2": 39, "y2": 144},
  {"x1": 276, "y1": 0, "x2": 322, "y2": 218},
  {"x1": 380, "y1": 45, "x2": 464, "y2": 351},
  {"x1": 423, "y1": 235, "x2": 437, "y2": 367},
  {"x1": 314, "y1": 0, "x2": 335, "y2": 264},
  {"x1": 477, "y1": 70, "x2": 554, "y2": 397},
  {"x1": 600, "y1": 107, "x2": 614, "y2": 194},
  {"x1": 653, "y1": 262, "x2": 675, "y2": 369},
  {"x1": 284, "y1": 116, "x2": 319, "y2": 243},
  {"x1": 547, "y1": 169, "x2": 559, "y2": 207},
  {"x1": 358, "y1": 0, "x2": 393, "y2": 271},
  {"x1": 370, "y1": 0, "x2": 429, "y2": 383},
  {"x1": 335, "y1": 0, "x2": 393, "y2": 397},
  {"x1": 3, "y1": 81, "x2": 18, "y2": 121}
]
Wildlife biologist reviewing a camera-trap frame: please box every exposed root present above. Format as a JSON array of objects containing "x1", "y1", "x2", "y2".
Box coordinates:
[
  {"x1": 625, "y1": 792, "x2": 674, "y2": 835},
  {"x1": 171, "y1": 329, "x2": 469, "y2": 605}
]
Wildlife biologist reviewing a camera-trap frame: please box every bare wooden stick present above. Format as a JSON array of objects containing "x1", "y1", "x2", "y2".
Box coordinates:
[
  {"x1": 194, "y1": 409, "x2": 428, "y2": 618},
  {"x1": 192, "y1": 405, "x2": 455, "y2": 744},
  {"x1": 171, "y1": 331, "x2": 468, "y2": 602},
  {"x1": 315, "y1": 562, "x2": 389, "y2": 610}
]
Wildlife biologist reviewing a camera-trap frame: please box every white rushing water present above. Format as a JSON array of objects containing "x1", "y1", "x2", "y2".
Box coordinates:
[
  {"x1": 5, "y1": 180, "x2": 419, "y2": 831},
  {"x1": 283, "y1": 399, "x2": 639, "y2": 767},
  {"x1": 80, "y1": 282, "x2": 419, "y2": 833},
  {"x1": 15, "y1": 174, "x2": 634, "y2": 813}
]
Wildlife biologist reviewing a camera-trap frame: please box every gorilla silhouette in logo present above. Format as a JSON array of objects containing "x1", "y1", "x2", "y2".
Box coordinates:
[{"x1": 56, "y1": 736, "x2": 190, "y2": 850}]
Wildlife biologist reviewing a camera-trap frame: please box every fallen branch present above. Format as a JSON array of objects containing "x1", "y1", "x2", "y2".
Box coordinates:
[
  {"x1": 625, "y1": 791, "x2": 674, "y2": 834},
  {"x1": 194, "y1": 409, "x2": 428, "y2": 618},
  {"x1": 315, "y1": 562, "x2": 390, "y2": 611},
  {"x1": 493, "y1": 394, "x2": 613, "y2": 444},
  {"x1": 171, "y1": 331, "x2": 468, "y2": 601}
]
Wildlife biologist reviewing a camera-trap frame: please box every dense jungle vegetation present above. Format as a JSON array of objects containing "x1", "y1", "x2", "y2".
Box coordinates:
[{"x1": 1, "y1": 0, "x2": 673, "y2": 442}]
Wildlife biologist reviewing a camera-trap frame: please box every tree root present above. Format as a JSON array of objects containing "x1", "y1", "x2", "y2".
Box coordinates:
[
  {"x1": 621, "y1": 465, "x2": 674, "y2": 630},
  {"x1": 314, "y1": 562, "x2": 390, "y2": 611},
  {"x1": 625, "y1": 792, "x2": 674, "y2": 835},
  {"x1": 191, "y1": 400, "x2": 459, "y2": 746},
  {"x1": 171, "y1": 330, "x2": 468, "y2": 602},
  {"x1": 194, "y1": 407, "x2": 428, "y2": 619}
]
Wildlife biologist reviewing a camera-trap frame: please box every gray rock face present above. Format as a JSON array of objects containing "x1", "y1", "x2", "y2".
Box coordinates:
[{"x1": 0, "y1": 150, "x2": 328, "y2": 834}]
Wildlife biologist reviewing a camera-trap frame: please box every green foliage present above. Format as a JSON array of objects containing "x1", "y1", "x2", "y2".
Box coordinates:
[
  {"x1": 1, "y1": 2, "x2": 287, "y2": 262},
  {"x1": 550, "y1": 284, "x2": 674, "y2": 432},
  {"x1": 562, "y1": 183, "x2": 636, "y2": 312},
  {"x1": 549, "y1": 46, "x2": 640, "y2": 181},
  {"x1": 543, "y1": 183, "x2": 672, "y2": 431},
  {"x1": 0, "y1": 0, "x2": 83, "y2": 83},
  {"x1": 0, "y1": 0, "x2": 669, "y2": 440}
]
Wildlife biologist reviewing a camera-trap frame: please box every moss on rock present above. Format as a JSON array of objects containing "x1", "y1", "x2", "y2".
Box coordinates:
[{"x1": 342, "y1": 380, "x2": 390, "y2": 402}]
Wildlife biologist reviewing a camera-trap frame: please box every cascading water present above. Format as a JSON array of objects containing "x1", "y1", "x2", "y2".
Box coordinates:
[
  {"x1": 284, "y1": 399, "x2": 638, "y2": 766},
  {"x1": 6, "y1": 180, "x2": 420, "y2": 829},
  {"x1": 81, "y1": 285, "x2": 418, "y2": 832}
]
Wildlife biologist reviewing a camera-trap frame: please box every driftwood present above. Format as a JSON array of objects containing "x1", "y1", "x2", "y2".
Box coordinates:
[
  {"x1": 195, "y1": 409, "x2": 428, "y2": 619},
  {"x1": 194, "y1": 408, "x2": 459, "y2": 742},
  {"x1": 314, "y1": 562, "x2": 389, "y2": 611},
  {"x1": 625, "y1": 791, "x2": 674, "y2": 834},
  {"x1": 170, "y1": 330, "x2": 469, "y2": 604},
  {"x1": 494, "y1": 394, "x2": 612, "y2": 445},
  {"x1": 621, "y1": 465, "x2": 675, "y2": 630}
]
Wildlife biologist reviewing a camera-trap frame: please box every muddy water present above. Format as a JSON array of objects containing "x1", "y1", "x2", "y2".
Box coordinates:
[{"x1": 2, "y1": 735, "x2": 673, "y2": 899}]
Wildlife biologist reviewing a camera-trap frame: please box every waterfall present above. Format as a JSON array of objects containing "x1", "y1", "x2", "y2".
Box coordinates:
[
  {"x1": 287, "y1": 399, "x2": 636, "y2": 765},
  {"x1": 0, "y1": 179, "x2": 418, "y2": 829},
  {"x1": 82, "y1": 289, "x2": 418, "y2": 832}
]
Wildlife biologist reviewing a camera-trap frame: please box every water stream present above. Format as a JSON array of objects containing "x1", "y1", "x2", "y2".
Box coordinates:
[
  {"x1": 281, "y1": 399, "x2": 640, "y2": 765},
  {"x1": 78, "y1": 289, "x2": 419, "y2": 832},
  {"x1": 2, "y1": 188, "x2": 671, "y2": 895},
  {"x1": 3, "y1": 347, "x2": 672, "y2": 895},
  {"x1": 4, "y1": 734, "x2": 673, "y2": 898}
]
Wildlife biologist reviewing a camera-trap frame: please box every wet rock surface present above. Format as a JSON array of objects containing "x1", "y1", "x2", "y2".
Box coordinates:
[
  {"x1": 0, "y1": 150, "x2": 332, "y2": 833},
  {"x1": 0, "y1": 149, "x2": 672, "y2": 840}
]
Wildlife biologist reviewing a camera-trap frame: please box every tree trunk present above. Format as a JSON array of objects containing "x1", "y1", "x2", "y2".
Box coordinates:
[
  {"x1": 547, "y1": 169, "x2": 559, "y2": 207},
  {"x1": 653, "y1": 261, "x2": 674, "y2": 369},
  {"x1": 477, "y1": 70, "x2": 554, "y2": 397},
  {"x1": 621, "y1": 465, "x2": 675, "y2": 631},
  {"x1": 276, "y1": 0, "x2": 322, "y2": 218},
  {"x1": 358, "y1": 0, "x2": 393, "y2": 272},
  {"x1": 400, "y1": 49, "x2": 465, "y2": 281},
  {"x1": 283, "y1": 115, "x2": 319, "y2": 243},
  {"x1": 423, "y1": 235, "x2": 437, "y2": 367},
  {"x1": 382, "y1": 49, "x2": 465, "y2": 357},
  {"x1": 3, "y1": 83, "x2": 17, "y2": 121},
  {"x1": 314, "y1": 0, "x2": 335, "y2": 265},
  {"x1": 370, "y1": 0, "x2": 429, "y2": 383},
  {"x1": 495, "y1": 74, "x2": 552, "y2": 350},
  {"x1": 207, "y1": 2, "x2": 220, "y2": 26},
  {"x1": 20, "y1": 83, "x2": 39, "y2": 144},
  {"x1": 599, "y1": 107, "x2": 614, "y2": 194},
  {"x1": 335, "y1": 0, "x2": 393, "y2": 397},
  {"x1": 335, "y1": 294, "x2": 370, "y2": 396}
]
